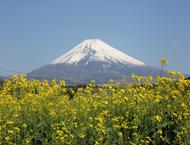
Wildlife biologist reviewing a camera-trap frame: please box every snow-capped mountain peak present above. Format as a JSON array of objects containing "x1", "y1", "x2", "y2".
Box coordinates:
[
  {"x1": 29, "y1": 39, "x2": 162, "y2": 84},
  {"x1": 50, "y1": 39, "x2": 145, "y2": 66}
]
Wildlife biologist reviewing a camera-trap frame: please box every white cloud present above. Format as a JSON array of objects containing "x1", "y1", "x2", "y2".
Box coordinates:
[{"x1": 171, "y1": 40, "x2": 180, "y2": 48}]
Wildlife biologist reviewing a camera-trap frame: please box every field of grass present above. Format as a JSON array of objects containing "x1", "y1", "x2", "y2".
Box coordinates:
[{"x1": 0, "y1": 72, "x2": 190, "y2": 145}]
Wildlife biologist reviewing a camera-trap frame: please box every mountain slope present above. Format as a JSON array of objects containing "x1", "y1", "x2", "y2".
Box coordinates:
[{"x1": 28, "y1": 39, "x2": 162, "y2": 84}]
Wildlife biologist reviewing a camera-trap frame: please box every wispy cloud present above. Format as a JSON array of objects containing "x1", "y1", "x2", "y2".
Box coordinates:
[{"x1": 171, "y1": 40, "x2": 180, "y2": 48}]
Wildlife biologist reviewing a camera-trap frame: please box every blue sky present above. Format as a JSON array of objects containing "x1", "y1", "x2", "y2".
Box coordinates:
[{"x1": 0, "y1": 0, "x2": 189, "y2": 75}]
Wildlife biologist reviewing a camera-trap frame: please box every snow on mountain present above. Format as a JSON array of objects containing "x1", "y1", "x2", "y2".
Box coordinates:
[
  {"x1": 28, "y1": 39, "x2": 162, "y2": 84},
  {"x1": 50, "y1": 39, "x2": 145, "y2": 66}
]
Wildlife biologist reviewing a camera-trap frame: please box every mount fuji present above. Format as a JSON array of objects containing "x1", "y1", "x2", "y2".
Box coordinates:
[{"x1": 28, "y1": 39, "x2": 161, "y2": 84}]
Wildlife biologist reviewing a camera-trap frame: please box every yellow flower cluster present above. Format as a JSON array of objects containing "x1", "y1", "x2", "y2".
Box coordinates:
[{"x1": 0, "y1": 71, "x2": 190, "y2": 144}]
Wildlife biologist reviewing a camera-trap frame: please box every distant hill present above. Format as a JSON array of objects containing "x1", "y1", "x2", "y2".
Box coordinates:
[
  {"x1": 0, "y1": 76, "x2": 8, "y2": 80},
  {"x1": 0, "y1": 76, "x2": 6, "y2": 87}
]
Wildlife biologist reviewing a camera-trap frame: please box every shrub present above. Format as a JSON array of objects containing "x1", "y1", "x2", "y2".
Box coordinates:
[{"x1": 0, "y1": 72, "x2": 190, "y2": 144}]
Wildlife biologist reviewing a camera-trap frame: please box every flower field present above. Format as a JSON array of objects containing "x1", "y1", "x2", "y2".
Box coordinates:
[{"x1": 0, "y1": 72, "x2": 190, "y2": 145}]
